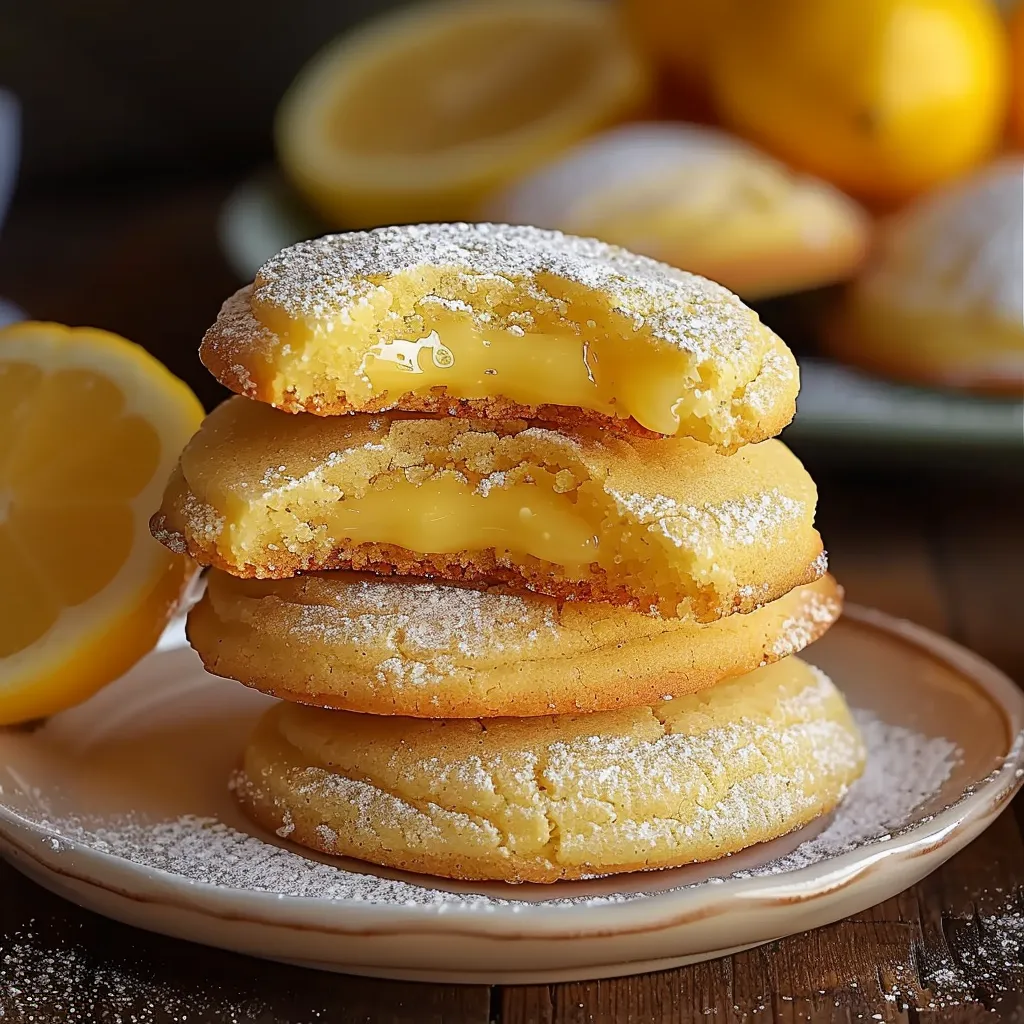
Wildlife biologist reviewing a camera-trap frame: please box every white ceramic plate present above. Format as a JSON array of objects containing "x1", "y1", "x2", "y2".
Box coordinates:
[
  {"x1": 217, "y1": 170, "x2": 1024, "y2": 458},
  {"x1": 1, "y1": 606, "x2": 1022, "y2": 984}
]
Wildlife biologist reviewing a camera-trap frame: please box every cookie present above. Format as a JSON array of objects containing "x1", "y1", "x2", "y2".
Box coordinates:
[
  {"x1": 234, "y1": 657, "x2": 865, "y2": 882},
  {"x1": 152, "y1": 400, "x2": 825, "y2": 620},
  {"x1": 190, "y1": 571, "x2": 842, "y2": 717},
  {"x1": 484, "y1": 123, "x2": 869, "y2": 301},
  {"x1": 825, "y1": 158, "x2": 1024, "y2": 394},
  {"x1": 200, "y1": 223, "x2": 798, "y2": 448}
]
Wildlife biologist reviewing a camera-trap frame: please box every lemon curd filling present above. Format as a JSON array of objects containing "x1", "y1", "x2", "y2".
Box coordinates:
[
  {"x1": 162, "y1": 397, "x2": 820, "y2": 618},
  {"x1": 288, "y1": 475, "x2": 601, "y2": 571},
  {"x1": 358, "y1": 315, "x2": 695, "y2": 436},
  {"x1": 253, "y1": 303, "x2": 758, "y2": 440},
  {"x1": 211, "y1": 469, "x2": 710, "y2": 614}
]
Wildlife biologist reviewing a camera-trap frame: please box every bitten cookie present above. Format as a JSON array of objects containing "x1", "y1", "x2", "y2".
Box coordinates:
[
  {"x1": 152, "y1": 400, "x2": 826, "y2": 620},
  {"x1": 200, "y1": 222, "x2": 798, "y2": 447},
  {"x1": 190, "y1": 571, "x2": 842, "y2": 717},
  {"x1": 234, "y1": 657, "x2": 865, "y2": 883}
]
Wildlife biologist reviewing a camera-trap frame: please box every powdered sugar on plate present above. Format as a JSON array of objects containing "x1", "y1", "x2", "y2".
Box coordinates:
[{"x1": 12, "y1": 710, "x2": 965, "y2": 910}]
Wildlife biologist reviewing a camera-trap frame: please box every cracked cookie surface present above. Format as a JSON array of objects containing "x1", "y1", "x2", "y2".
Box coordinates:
[{"x1": 234, "y1": 656, "x2": 865, "y2": 882}]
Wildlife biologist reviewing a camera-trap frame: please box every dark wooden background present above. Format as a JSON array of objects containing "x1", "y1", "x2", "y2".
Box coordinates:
[{"x1": 0, "y1": 177, "x2": 1023, "y2": 1022}]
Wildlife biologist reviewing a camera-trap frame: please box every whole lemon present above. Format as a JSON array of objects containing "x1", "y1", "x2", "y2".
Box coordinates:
[
  {"x1": 710, "y1": 0, "x2": 1009, "y2": 204},
  {"x1": 1008, "y1": 0, "x2": 1024, "y2": 146}
]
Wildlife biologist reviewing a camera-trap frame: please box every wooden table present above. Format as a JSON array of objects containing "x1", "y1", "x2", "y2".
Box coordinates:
[{"x1": 2, "y1": 180, "x2": 1023, "y2": 1023}]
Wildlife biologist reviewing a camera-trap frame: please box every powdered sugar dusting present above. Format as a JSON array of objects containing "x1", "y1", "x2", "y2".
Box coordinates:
[
  {"x1": 286, "y1": 577, "x2": 561, "y2": 685},
  {"x1": 611, "y1": 486, "x2": 805, "y2": 551},
  {"x1": 768, "y1": 589, "x2": 843, "y2": 664},
  {"x1": 16, "y1": 711, "x2": 966, "y2": 909},
  {"x1": 735, "y1": 711, "x2": 959, "y2": 877},
  {"x1": 0, "y1": 925, "x2": 276, "y2": 1023},
  {"x1": 251, "y1": 223, "x2": 756, "y2": 362}
]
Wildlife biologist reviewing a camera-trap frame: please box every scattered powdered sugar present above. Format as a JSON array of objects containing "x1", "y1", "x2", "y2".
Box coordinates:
[
  {"x1": 914, "y1": 906, "x2": 1024, "y2": 1008},
  {"x1": 768, "y1": 589, "x2": 843, "y2": 663},
  {"x1": 739, "y1": 346, "x2": 797, "y2": 418},
  {"x1": 273, "y1": 809, "x2": 295, "y2": 838},
  {"x1": 15, "y1": 711, "x2": 970, "y2": 910},
  {"x1": 0, "y1": 924, "x2": 277, "y2": 1023},
  {"x1": 475, "y1": 469, "x2": 507, "y2": 496},
  {"x1": 679, "y1": 490, "x2": 805, "y2": 548},
  {"x1": 858, "y1": 891, "x2": 1024, "y2": 1012},
  {"x1": 175, "y1": 493, "x2": 224, "y2": 545},
  {"x1": 732, "y1": 711, "x2": 960, "y2": 878}
]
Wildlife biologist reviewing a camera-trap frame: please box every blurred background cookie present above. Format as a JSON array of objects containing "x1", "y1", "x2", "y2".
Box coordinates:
[
  {"x1": 825, "y1": 159, "x2": 1024, "y2": 394},
  {"x1": 484, "y1": 123, "x2": 869, "y2": 300}
]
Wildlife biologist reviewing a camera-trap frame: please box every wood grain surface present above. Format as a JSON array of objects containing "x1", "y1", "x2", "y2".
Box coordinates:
[{"x1": 1, "y1": 180, "x2": 1022, "y2": 1023}]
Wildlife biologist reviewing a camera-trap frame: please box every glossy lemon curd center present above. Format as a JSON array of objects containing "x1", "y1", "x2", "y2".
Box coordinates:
[
  {"x1": 266, "y1": 307, "x2": 715, "y2": 436},
  {"x1": 231, "y1": 471, "x2": 670, "y2": 582},
  {"x1": 323, "y1": 475, "x2": 601, "y2": 570},
  {"x1": 360, "y1": 316, "x2": 696, "y2": 435}
]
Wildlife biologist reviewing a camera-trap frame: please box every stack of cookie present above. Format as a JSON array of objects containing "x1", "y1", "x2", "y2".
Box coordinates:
[{"x1": 152, "y1": 224, "x2": 864, "y2": 883}]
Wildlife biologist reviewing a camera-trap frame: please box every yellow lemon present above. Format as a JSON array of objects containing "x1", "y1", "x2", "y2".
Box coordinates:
[
  {"x1": 1008, "y1": 1, "x2": 1024, "y2": 146},
  {"x1": 0, "y1": 322, "x2": 204, "y2": 725},
  {"x1": 710, "y1": 0, "x2": 1009, "y2": 204},
  {"x1": 276, "y1": 0, "x2": 651, "y2": 228}
]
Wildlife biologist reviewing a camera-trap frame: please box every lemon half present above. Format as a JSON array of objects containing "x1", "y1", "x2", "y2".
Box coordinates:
[
  {"x1": 276, "y1": 0, "x2": 651, "y2": 227},
  {"x1": 0, "y1": 322, "x2": 203, "y2": 724}
]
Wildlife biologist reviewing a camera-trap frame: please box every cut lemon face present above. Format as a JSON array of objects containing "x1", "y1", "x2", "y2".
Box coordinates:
[
  {"x1": 275, "y1": 0, "x2": 651, "y2": 227},
  {"x1": 0, "y1": 322, "x2": 204, "y2": 725}
]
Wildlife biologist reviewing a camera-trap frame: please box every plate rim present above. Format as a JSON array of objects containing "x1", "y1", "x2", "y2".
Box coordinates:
[{"x1": 1, "y1": 604, "x2": 1022, "y2": 942}]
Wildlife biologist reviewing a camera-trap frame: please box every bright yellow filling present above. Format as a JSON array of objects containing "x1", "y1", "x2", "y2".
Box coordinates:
[
  {"x1": 312, "y1": 475, "x2": 599, "y2": 570},
  {"x1": 360, "y1": 319, "x2": 699, "y2": 434},
  {"x1": 225, "y1": 472, "x2": 691, "y2": 608},
  {"x1": 258, "y1": 306, "x2": 749, "y2": 437}
]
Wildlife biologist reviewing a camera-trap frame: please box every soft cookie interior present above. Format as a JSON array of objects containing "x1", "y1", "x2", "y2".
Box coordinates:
[{"x1": 152, "y1": 399, "x2": 824, "y2": 620}]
